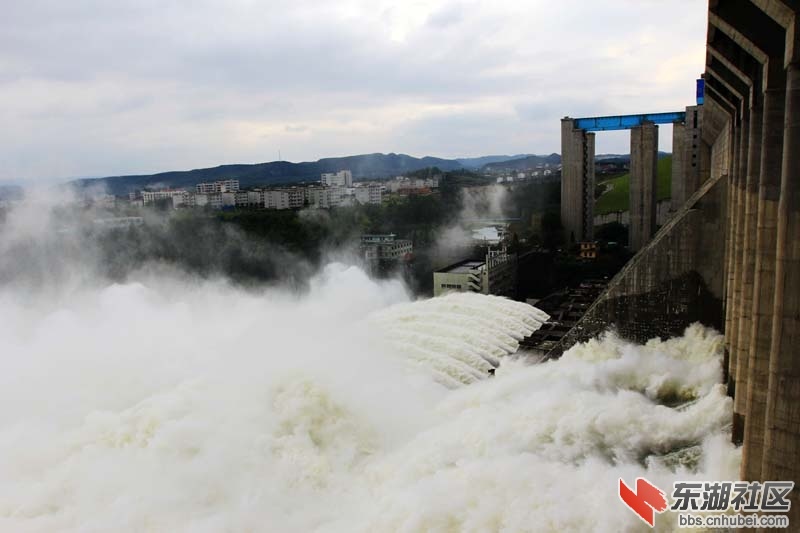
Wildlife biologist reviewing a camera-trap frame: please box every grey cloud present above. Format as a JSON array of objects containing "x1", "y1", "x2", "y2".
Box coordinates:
[
  {"x1": 0, "y1": 0, "x2": 705, "y2": 181},
  {"x1": 285, "y1": 125, "x2": 309, "y2": 133},
  {"x1": 426, "y1": 2, "x2": 466, "y2": 28}
]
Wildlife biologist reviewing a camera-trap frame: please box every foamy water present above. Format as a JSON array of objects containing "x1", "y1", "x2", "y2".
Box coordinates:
[{"x1": 0, "y1": 264, "x2": 737, "y2": 532}]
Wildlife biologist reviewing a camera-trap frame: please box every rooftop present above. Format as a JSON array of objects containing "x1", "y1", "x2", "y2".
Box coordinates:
[
  {"x1": 361, "y1": 234, "x2": 397, "y2": 243},
  {"x1": 438, "y1": 259, "x2": 485, "y2": 274}
]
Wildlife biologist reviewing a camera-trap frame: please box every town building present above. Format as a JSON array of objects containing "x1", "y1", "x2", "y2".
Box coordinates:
[
  {"x1": 171, "y1": 191, "x2": 193, "y2": 208},
  {"x1": 354, "y1": 184, "x2": 382, "y2": 205},
  {"x1": 360, "y1": 234, "x2": 413, "y2": 263},
  {"x1": 471, "y1": 225, "x2": 508, "y2": 245},
  {"x1": 196, "y1": 179, "x2": 239, "y2": 194},
  {"x1": 207, "y1": 192, "x2": 236, "y2": 209},
  {"x1": 328, "y1": 186, "x2": 344, "y2": 207},
  {"x1": 433, "y1": 245, "x2": 517, "y2": 297},
  {"x1": 287, "y1": 188, "x2": 305, "y2": 208},
  {"x1": 248, "y1": 190, "x2": 265, "y2": 207},
  {"x1": 305, "y1": 187, "x2": 327, "y2": 208},
  {"x1": 265, "y1": 189, "x2": 290, "y2": 210},
  {"x1": 579, "y1": 241, "x2": 598, "y2": 259},
  {"x1": 320, "y1": 170, "x2": 353, "y2": 187},
  {"x1": 90, "y1": 194, "x2": 117, "y2": 209},
  {"x1": 305, "y1": 186, "x2": 344, "y2": 208},
  {"x1": 386, "y1": 176, "x2": 439, "y2": 194},
  {"x1": 141, "y1": 189, "x2": 187, "y2": 205},
  {"x1": 234, "y1": 191, "x2": 250, "y2": 207}
]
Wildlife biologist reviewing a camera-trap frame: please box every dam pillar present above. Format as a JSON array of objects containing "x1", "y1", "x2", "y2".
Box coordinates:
[
  {"x1": 560, "y1": 118, "x2": 596, "y2": 244},
  {"x1": 707, "y1": 71, "x2": 753, "y2": 437},
  {"x1": 706, "y1": 49, "x2": 760, "y2": 413},
  {"x1": 629, "y1": 122, "x2": 658, "y2": 251},
  {"x1": 728, "y1": 99, "x2": 747, "y2": 421},
  {"x1": 733, "y1": 92, "x2": 756, "y2": 444},
  {"x1": 672, "y1": 105, "x2": 704, "y2": 211},
  {"x1": 686, "y1": 106, "x2": 705, "y2": 196},
  {"x1": 743, "y1": 64, "x2": 785, "y2": 481},
  {"x1": 725, "y1": 112, "x2": 743, "y2": 373},
  {"x1": 671, "y1": 121, "x2": 687, "y2": 211},
  {"x1": 763, "y1": 59, "x2": 800, "y2": 525}
]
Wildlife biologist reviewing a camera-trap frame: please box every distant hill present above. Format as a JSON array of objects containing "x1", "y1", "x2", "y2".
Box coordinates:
[
  {"x1": 0, "y1": 185, "x2": 24, "y2": 201},
  {"x1": 482, "y1": 153, "x2": 562, "y2": 171},
  {"x1": 69, "y1": 150, "x2": 675, "y2": 196},
  {"x1": 456, "y1": 154, "x2": 533, "y2": 169},
  {"x1": 71, "y1": 153, "x2": 465, "y2": 196},
  {"x1": 483, "y1": 151, "x2": 671, "y2": 172}
]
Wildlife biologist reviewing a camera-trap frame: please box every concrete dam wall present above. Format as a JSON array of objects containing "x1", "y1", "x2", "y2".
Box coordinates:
[
  {"x1": 549, "y1": 168, "x2": 727, "y2": 354},
  {"x1": 554, "y1": 1, "x2": 800, "y2": 521}
]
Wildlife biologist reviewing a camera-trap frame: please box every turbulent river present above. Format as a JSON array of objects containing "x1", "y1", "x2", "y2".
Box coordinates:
[{"x1": 0, "y1": 263, "x2": 737, "y2": 532}]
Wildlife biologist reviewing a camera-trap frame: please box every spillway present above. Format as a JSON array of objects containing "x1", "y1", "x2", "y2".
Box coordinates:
[{"x1": 371, "y1": 292, "x2": 549, "y2": 386}]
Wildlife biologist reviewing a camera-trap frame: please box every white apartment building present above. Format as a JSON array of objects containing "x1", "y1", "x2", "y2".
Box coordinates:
[
  {"x1": 196, "y1": 179, "x2": 240, "y2": 194},
  {"x1": 305, "y1": 187, "x2": 328, "y2": 208},
  {"x1": 386, "y1": 176, "x2": 439, "y2": 193},
  {"x1": 360, "y1": 234, "x2": 413, "y2": 263},
  {"x1": 248, "y1": 190, "x2": 265, "y2": 206},
  {"x1": 354, "y1": 184, "x2": 382, "y2": 205},
  {"x1": 194, "y1": 194, "x2": 209, "y2": 207},
  {"x1": 141, "y1": 189, "x2": 187, "y2": 205},
  {"x1": 433, "y1": 245, "x2": 516, "y2": 298},
  {"x1": 234, "y1": 191, "x2": 250, "y2": 207},
  {"x1": 208, "y1": 192, "x2": 236, "y2": 209},
  {"x1": 287, "y1": 188, "x2": 305, "y2": 208},
  {"x1": 305, "y1": 186, "x2": 344, "y2": 208},
  {"x1": 265, "y1": 189, "x2": 290, "y2": 210},
  {"x1": 320, "y1": 170, "x2": 353, "y2": 187},
  {"x1": 89, "y1": 194, "x2": 117, "y2": 209},
  {"x1": 171, "y1": 191, "x2": 193, "y2": 208},
  {"x1": 328, "y1": 186, "x2": 344, "y2": 207}
]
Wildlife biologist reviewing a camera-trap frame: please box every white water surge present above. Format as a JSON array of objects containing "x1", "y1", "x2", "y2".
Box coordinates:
[
  {"x1": 372, "y1": 292, "x2": 550, "y2": 387},
  {"x1": 0, "y1": 264, "x2": 738, "y2": 532}
]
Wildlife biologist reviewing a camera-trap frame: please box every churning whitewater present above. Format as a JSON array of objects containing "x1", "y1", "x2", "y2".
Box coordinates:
[{"x1": 0, "y1": 264, "x2": 737, "y2": 532}]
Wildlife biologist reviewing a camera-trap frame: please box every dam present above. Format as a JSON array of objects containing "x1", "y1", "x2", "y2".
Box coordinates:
[{"x1": 555, "y1": 0, "x2": 800, "y2": 523}]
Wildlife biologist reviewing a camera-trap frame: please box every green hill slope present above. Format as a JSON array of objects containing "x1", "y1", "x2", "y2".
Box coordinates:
[{"x1": 595, "y1": 156, "x2": 672, "y2": 215}]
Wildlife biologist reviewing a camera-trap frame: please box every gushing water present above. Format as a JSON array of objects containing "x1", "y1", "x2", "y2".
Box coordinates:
[
  {"x1": 372, "y1": 292, "x2": 549, "y2": 386},
  {"x1": 0, "y1": 264, "x2": 737, "y2": 532}
]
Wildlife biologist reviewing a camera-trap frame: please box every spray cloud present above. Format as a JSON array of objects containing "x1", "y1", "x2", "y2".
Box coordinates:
[{"x1": 0, "y1": 197, "x2": 737, "y2": 532}]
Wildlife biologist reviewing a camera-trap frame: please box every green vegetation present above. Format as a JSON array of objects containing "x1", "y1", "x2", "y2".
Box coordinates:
[{"x1": 595, "y1": 156, "x2": 672, "y2": 215}]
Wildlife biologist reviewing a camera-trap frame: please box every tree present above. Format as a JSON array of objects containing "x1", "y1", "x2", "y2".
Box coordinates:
[{"x1": 541, "y1": 211, "x2": 564, "y2": 250}]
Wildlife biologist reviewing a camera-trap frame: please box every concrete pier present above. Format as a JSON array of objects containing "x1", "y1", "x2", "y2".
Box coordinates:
[
  {"x1": 671, "y1": 121, "x2": 687, "y2": 211},
  {"x1": 562, "y1": 112, "x2": 685, "y2": 252},
  {"x1": 727, "y1": 110, "x2": 746, "y2": 411},
  {"x1": 724, "y1": 126, "x2": 740, "y2": 366},
  {"x1": 763, "y1": 58, "x2": 800, "y2": 526},
  {"x1": 733, "y1": 94, "x2": 754, "y2": 441},
  {"x1": 560, "y1": 118, "x2": 595, "y2": 244},
  {"x1": 708, "y1": 0, "x2": 800, "y2": 517},
  {"x1": 629, "y1": 123, "x2": 659, "y2": 251},
  {"x1": 556, "y1": 1, "x2": 800, "y2": 518},
  {"x1": 671, "y1": 106, "x2": 705, "y2": 211},
  {"x1": 743, "y1": 65, "x2": 785, "y2": 481}
]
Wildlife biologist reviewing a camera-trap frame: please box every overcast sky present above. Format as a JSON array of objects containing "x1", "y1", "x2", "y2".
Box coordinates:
[{"x1": 1, "y1": 0, "x2": 707, "y2": 183}]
